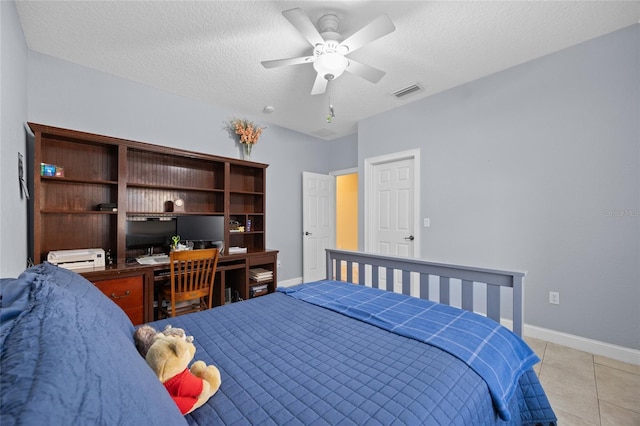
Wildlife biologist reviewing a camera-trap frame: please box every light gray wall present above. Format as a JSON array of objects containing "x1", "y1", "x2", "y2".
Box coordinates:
[
  {"x1": 24, "y1": 51, "x2": 354, "y2": 282},
  {"x1": 359, "y1": 24, "x2": 639, "y2": 350},
  {"x1": 0, "y1": 1, "x2": 28, "y2": 277}
]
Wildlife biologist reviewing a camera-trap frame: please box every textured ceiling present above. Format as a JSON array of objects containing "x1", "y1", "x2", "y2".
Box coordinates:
[{"x1": 15, "y1": 1, "x2": 640, "y2": 141}]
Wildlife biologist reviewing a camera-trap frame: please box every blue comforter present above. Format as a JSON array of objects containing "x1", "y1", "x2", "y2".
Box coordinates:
[
  {"x1": 1, "y1": 264, "x2": 187, "y2": 426},
  {"x1": 148, "y1": 281, "x2": 556, "y2": 425},
  {"x1": 1, "y1": 264, "x2": 556, "y2": 425},
  {"x1": 280, "y1": 280, "x2": 539, "y2": 420}
]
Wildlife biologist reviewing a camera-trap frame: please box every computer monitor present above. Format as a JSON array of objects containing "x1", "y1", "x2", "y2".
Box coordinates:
[
  {"x1": 125, "y1": 218, "x2": 176, "y2": 249},
  {"x1": 176, "y1": 215, "x2": 225, "y2": 248}
]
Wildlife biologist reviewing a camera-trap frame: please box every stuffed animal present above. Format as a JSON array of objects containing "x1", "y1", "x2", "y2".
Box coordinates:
[
  {"x1": 134, "y1": 324, "x2": 193, "y2": 358},
  {"x1": 145, "y1": 334, "x2": 221, "y2": 414},
  {"x1": 133, "y1": 325, "x2": 221, "y2": 414}
]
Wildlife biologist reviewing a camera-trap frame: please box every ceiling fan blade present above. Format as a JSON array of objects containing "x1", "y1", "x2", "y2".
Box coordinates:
[
  {"x1": 345, "y1": 59, "x2": 386, "y2": 84},
  {"x1": 261, "y1": 56, "x2": 314, "y2": 69},
  {"x1": 282, "y1": 8, "x2": 325, "y2": 47},
  {"x1": 339, "y1": 15, "x2": 395, "y2": 54},
  {"x1": 310, "y1": 73, "x2": 328, "y2": 95}
]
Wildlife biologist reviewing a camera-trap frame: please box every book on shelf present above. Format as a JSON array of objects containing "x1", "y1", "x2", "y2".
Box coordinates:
[
  {"x1": 249, "y1": 267, "x2": 273, "y2": 282},
  {"x1": 250, "y1": 267, "x2": 272, "y2": 275}
]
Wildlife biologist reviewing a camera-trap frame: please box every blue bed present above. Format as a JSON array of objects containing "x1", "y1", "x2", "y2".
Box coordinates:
[{"x1": 1, "y1": 251, "x2": 557, "y2": 425}]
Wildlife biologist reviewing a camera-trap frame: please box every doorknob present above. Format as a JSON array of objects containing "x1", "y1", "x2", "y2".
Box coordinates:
[
  {"x1": 305, "y1": 231, "x2": 312, "y2": 236},
  {"x1": 404, "y1": 235, "x2": 414, "y2": 241}
]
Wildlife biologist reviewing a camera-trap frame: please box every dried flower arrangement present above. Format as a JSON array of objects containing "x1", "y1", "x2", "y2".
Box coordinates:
[
  {"x1": 230, "y1": 119, "x2": 264, "y2": 144},
  {"x1": 228, "y1": 118, "x2": 265, "y2": 160}
]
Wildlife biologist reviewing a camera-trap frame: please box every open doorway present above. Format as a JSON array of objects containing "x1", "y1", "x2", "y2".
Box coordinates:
[{"x1": 336, "y1": 173, "x2": 358, "y2": 251}]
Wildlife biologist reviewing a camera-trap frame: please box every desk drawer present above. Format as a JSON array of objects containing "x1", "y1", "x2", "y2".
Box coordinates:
[
  {"x1": 249, "y1": 254, "x2": 276, "y2": 266},
  {"x1": 93, "y1": 276, "x2": 144, "y2": 324}
]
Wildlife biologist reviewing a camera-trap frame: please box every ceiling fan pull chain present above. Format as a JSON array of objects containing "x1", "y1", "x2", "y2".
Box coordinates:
[{"x1": 327, "y1": 85, "x2": 335, "y2": 123}]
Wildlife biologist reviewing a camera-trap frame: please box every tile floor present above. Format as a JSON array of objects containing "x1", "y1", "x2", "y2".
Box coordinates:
[{"x1": 525, "y1": 337, "x2": 640, "y2": 426}]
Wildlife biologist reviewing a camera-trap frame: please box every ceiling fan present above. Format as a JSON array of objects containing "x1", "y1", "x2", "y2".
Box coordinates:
[{"x1": 261, "y1": 8, "x2": 395, "y2": 95}]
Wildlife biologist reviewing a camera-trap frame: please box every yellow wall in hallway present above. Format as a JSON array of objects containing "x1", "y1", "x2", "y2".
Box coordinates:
[{"x1": 336, "y1": 173, "x2": 358, "y2": 250}]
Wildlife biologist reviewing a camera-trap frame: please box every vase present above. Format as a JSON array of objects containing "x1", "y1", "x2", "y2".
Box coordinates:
[{"x1": 242, "y1": 143, "x2": 253, "y2": 161}]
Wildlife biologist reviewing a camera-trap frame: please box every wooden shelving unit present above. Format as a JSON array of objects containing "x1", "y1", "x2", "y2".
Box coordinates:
[
  {"x1": 30, "y1": 123, "x2": 277, "y2": 324},
  {"x1": 29, "y1": 122, "x2": 270, "y2": 263}
]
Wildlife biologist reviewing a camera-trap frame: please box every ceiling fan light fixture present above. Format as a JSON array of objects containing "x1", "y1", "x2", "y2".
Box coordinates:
[
  {"x1": 264, "y1": 8, "x2": 395, "y2": 94},
  {"x1": 313, "y1": 52, "x2": 348, "y2": 80}
]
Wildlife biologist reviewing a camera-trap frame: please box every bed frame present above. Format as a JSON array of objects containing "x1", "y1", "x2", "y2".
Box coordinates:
[{"x1": 325, "y1": 249, "x2": 526, "y2": 336}]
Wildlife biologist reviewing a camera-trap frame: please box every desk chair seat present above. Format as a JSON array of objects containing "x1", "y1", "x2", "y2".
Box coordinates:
[{"x1": 157, "y1": 248, "x2": 219, "y2": 318}]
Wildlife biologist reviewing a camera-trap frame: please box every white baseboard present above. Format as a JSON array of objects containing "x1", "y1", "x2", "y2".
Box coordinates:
[
  {"x1": 277, "y1": 278, "x2": 640, "y2": 366},
  {"x1": 501, "y1": 319, "x2": 640, "y2": 366}
]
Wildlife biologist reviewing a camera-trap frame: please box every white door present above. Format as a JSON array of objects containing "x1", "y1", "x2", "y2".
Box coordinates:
[
  {"x1": 302, "y1": 172, "x2": 335, "y2": 282},
  {"x1": 364, "y1": 150, "x2": 420, "y2": 290},
  {"x1": 371, "y1": 157, "x2": 415, "y2": 256}
]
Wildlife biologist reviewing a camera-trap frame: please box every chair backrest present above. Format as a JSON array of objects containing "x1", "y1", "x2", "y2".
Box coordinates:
[{"x1": 169, "y1": 248, "x2": 219, "y2": 309}]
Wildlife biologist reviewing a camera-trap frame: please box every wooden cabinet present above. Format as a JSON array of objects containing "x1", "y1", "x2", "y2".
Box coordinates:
[
  {"x1": 29, "y1": 123, "x2": 278, "y2": 322},
  {"x1": 92, "y1": 275, "x2": 144, "y2": 325},
  {"x1": 29, "y1": 123, "x2": 269, "y2": 264}
]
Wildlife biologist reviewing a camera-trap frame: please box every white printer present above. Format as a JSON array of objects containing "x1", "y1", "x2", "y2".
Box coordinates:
[{"x1": 47, "y1": 248, "x2": 106, "y2": 272}]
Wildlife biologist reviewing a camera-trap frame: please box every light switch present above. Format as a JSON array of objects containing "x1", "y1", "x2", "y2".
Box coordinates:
[{"x1": 423, "y1": 218, "x2": 430, "y2": 228}]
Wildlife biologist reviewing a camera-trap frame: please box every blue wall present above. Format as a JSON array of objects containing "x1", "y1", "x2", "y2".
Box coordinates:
[
  {"x1": 359, "y1": 25, "x2": 639, "y2": 349},
  {"x1": 0, "y1": 1, "x2": 28, "y2": 277}
]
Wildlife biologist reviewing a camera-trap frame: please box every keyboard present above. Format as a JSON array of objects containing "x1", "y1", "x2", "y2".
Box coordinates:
[{"x1": 136, "y1": 255, "x2": 170, "y2": 265}]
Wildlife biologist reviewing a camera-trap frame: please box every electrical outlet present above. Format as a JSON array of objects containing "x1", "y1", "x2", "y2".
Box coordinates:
[
  {"x1": 277, "y1": 260, "x2": 282, "y2": 268},
  {"x1": 549, "y1": 291, "x2": 560, "y2": 305}
]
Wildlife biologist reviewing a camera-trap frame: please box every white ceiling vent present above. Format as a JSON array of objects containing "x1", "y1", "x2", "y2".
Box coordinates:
[{"x1": 391, "y1": 83, "x2": 423, "y2": 99}]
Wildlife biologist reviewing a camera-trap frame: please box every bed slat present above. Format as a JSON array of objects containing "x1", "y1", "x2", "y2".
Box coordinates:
[
  {"x1": 420, "y1": 273, "x2": 430, "y2": 301},
  {"x1": 461, "y1": 280, "x2": 474, "y2": 312},
  {"x1": 440, "y1": 276, "x2": 450, "y2": 305},
  {"x1": 372, "y1": 266, "x2": 379, "y2": 289},
  {"x1": 487, "y1": 285, "x2": 501, "y2": 324},
  {"x1": 401, "y1": 270, "x2": 410, "y2": 295}
]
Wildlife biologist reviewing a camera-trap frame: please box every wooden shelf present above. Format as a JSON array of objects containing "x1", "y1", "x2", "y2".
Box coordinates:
[
  {"x1": 42, "y1": 210, "x2": 118, "y2": 215},
  {"x1": 29, "y1": 122, "x2": 269, "y2": 263},
  {"x1": 41, "y1": 176, "x2": 118, "y2": 186},
  {"x1": 127, "y1": 182, "x2": 224, "y2": 193}
]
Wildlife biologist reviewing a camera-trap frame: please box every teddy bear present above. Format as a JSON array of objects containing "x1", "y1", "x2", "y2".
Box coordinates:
[
  {"x1": 134, "y1": 324, "x2": 193, "y2": 358},
  {"x1": 134, "y1": 325, "x2": 221, "y2": 415}
]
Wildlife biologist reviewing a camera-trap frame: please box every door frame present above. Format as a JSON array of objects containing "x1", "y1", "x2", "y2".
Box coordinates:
[{"x1": 364, "y1": 149, "x2": 421, "y2": 257}]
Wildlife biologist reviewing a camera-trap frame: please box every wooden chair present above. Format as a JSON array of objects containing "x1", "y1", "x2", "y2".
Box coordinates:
[{"x1": 157, "y1": 248, "x2": 219, "y2": 318}]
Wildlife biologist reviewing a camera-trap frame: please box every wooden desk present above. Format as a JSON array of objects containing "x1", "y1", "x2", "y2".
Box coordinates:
[{"x1": 82, "y1": 250, "x2": 278, "y2": 324}]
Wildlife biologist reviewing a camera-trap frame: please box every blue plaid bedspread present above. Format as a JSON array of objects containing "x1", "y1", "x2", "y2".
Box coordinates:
[{"x1": 279, "y1": 280, "x2": 539, "y2": 421}]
